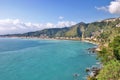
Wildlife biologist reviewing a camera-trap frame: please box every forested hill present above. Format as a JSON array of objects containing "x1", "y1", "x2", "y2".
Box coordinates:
[
  {"x1": 1, "y1": 17, "x2": 120, "y2": 39},
  {"x1": 1, "y1": 22, "x2": 87, "y2": 38}
]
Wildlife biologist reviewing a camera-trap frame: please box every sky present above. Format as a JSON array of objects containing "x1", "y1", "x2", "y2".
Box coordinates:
[{"x1": 0, "y1": 0, "x2": 120, "y2": 34}]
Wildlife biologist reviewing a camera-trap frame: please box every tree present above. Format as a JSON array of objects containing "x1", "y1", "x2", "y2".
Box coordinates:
[
  {"x1": 109, "y1": 36, "x2": 120, "y2": 60},
  {"x1": 97, "y1": 60, "x2": 120, "y2": 80}
]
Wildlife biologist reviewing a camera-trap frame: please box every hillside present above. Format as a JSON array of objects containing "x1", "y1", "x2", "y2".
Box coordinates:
[
  {"x1": 1, "y1": 17, "x2": 120, "y2": 40},
  {"x1": 1, "y1": 22, "x2": 87, "y2": 38},
  {"x1": 86, "y1": 18, "x2": 120, "y2": 80}
]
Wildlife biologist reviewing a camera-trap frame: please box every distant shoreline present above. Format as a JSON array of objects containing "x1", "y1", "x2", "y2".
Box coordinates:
[
  {"x1": 0, "y1": 36, "x2": 99, "y2": 45},
  {"x1": 0, "y1": 36, "x2": 101, "y2": 52}
]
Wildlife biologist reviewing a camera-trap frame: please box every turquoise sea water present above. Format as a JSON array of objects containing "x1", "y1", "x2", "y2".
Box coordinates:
[{"x1": 0, "y1": 38, "x2": 97, "y2": 80}]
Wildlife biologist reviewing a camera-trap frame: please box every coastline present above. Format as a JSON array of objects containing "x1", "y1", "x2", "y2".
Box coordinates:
[
  {"x1": 0, "y1": 36, "x2": 99, "y2": 44},
  {"x1": 82, "y1": 40, "x2": 99, "y2": 45},
  {"x1": 0, "y1": 36, "x2": 101, "y2": 52}
]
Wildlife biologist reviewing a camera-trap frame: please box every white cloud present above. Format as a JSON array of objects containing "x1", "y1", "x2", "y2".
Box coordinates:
[
  {"x1": 57, "y1": 21, "x2": 76, "y2": 27},
  {"x1": 108, "y1": 0, "x2": 120, "y2": 14},
  {"x1": 58, "y1": 16, "x2": 64, "y2": 20},
  {"x1": 96, "y1": 0, "x2": 120, "y2": 14},
  {"x1": 95, "y1": 6, "x2": 108, "y2": 11},
  {"x1": 46, "y1": 23, "x2": 56, "y2": 28},
  {"x1": 0, "y1": 19, "x2": 76, "y2": 35}
]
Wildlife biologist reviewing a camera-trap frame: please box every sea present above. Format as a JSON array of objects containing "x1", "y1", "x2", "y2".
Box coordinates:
[{"x1": 0, "y1": 38, "x2": 98, "y2": 80}]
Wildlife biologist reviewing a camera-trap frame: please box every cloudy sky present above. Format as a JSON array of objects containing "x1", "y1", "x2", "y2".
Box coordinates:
[{"x1": 0, "y1": 0, "x2": 120, "y2": 35}]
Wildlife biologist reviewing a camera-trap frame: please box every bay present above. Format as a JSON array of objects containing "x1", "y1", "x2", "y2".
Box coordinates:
[{"x1": 0, "y1": 38, "x2": 97, "y2": 80}]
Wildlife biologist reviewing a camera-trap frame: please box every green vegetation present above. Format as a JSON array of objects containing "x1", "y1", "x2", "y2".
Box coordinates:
[
  {"x1": 19, "y1": 27, "x2": 70, "y2": 38},
  {"x1": 88, "y1": 36, "x2": 120, "y2": 80},
  {"x1": 96, "y1": 36, "x2": 120, "y2": 80},
  {"x1": 97, "y1": 60, "x2": 120, "y2": 80},
  {"x1": 110, "y1": 36, "x2": 120, "y2": 60},
  {"x1": 65, "y1": 26, "x2": 78, "y2": 37}
]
